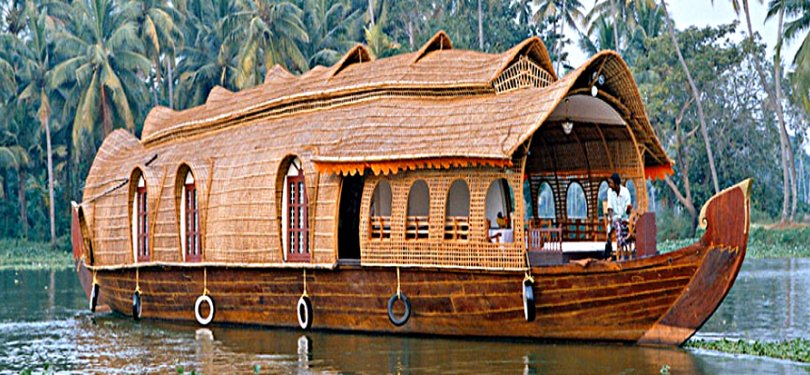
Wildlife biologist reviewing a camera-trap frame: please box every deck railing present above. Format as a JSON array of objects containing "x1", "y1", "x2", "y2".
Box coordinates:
[
  {"x1": 444, "y1": 216, "x2": 470, "y2": 240},
  {"x1": 405, "y1": 216, "x2": 430, "y2": 240},
  {"x1": 369, "y1": 216, "x2": 391, "y2": 240}
]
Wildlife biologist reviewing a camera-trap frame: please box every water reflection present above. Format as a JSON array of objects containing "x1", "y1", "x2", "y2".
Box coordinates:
[
  {"x1": 696, "y1": 258, "x2": 810, "y2": 341},
  {"x1": 0, "y1": 262, "x2": 808, "y2": 373}
]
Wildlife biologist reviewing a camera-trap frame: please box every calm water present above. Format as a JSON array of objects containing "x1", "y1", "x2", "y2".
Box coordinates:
[{"x1": 0, "y1": 259, "x2": 808, "y2": 374}]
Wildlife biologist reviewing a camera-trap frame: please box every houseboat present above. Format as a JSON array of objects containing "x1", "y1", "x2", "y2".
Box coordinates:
[{"x1": 70, "y1": 31, "x2": 751, "y2": 346}]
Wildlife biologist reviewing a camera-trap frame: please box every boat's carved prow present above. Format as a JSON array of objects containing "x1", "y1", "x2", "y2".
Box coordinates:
[{"x1": 638, "y1": 179, "x2": 752, "y2": 346}]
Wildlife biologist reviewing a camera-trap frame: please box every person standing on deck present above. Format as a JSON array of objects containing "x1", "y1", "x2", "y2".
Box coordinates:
[{"x1": 605, "y1": 173, "x2": 633, "y2": 256}]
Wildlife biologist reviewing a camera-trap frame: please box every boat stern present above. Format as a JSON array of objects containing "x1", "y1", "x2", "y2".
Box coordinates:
[{"x1": 71, "y1": 201, "x2": 93, "y2": 301}]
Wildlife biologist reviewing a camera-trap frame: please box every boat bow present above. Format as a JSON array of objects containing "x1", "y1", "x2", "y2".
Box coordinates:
[{"x1": 638, "y1": 179, "x2": 752, "y2": 345}]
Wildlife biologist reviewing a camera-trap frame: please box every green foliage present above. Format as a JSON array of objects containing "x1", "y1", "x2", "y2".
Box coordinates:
[
  {"x1": 655, "y1": 204, "x2": 695, "y2": 241},
  {"x1": 659, "y1": 225, "x2": 810, "y2": 258},
  {"x1": 0, "y1": 238, "x2": 72, "y2": 270},
  {"x1": 0, "y1": 0, "x2": 807, "y2": 245},
  {"x1": 686, "y1": 338, "x2": 810, "y2": 363}
]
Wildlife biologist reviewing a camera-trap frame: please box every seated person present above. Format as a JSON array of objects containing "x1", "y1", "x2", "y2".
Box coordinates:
[
  {"x1": 605, "y1": 173, "x2": 633, "y2": 256},
  {"x1": 496, "y1": 212, "x2": 509, "y2": 229}
]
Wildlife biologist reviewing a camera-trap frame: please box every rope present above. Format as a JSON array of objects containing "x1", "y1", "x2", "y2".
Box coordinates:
[
  {"x1": 523, "y1": 271, "x2": 534, "y2": 284},
  {"x1": 135, "y1": 267, "x2": 141, "y2": 293},
  {"x1": 92, "y1": 270, "x2": 98, "y2": 286},
  {"x1": 302, "y1": 269, "x2": 308, "y2": 298},
  {"x1": 396, "y1": 267, "x2": 401, "y2": 298},
  {"x1": 203, "y1": 267, "x2": 210, "y2": 296}
]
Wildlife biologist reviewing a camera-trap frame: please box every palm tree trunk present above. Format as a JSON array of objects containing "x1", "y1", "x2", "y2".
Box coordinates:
[
  {"x1": 478, "y1": 0, "x2": 484, "y2": 50},
  {"x1": 41, "y1": 99, "x2": 56, "y2": 247},
  {"x1": 664, "y1": 98, "x2": 699, "y2": 235},
  {"x1": 612, "y1": 0, "x2": 620, "y2": 51},
  {"x1": 368, "y1": 0, "x2": 375, "y2": 25},
  {"x1": 661, "y1": 0, "x2": 720, "y2": 195},
  {"x1": 742, "y1": 0, "x2": 793, "y2": 222},
  {"x1": 18, "y1": 168, "x2": 26, "y2": 239},
  {"x1": 557, "y1": 0, "x2": 568, "y2": 73},
  {"x1": 774, "y1": 7, "x2": 799, "y2": 220},
  {"x1": 167, "y1": 58, "x2": 174, "y2": 109}
]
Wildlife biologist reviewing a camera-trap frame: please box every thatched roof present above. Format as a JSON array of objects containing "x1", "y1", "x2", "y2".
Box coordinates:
[
  {"x1": 136, "y1": 31, "x2": 669, "y2": 176},
  {"x1": 80, "y1": 32, "x2": 675, "y2": 268}
]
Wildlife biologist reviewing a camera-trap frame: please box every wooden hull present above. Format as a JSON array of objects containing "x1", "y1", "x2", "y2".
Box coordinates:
[{"x1": 74, "y1": 180, "x2": 751, "y2": 346}]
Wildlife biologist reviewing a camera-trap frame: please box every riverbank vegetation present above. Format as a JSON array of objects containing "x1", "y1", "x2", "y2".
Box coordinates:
[
  {"x1": 686, "y1": 338, "x2": 810, "y2": 363},
  {"x1": 659, "y1": 224, "x2": 810, "y2": 258},
  {"x1": 0, "y1": 0, "x2": 808, "y2": 247},
  {"x1": 0, "y1": 238, "x2": 72, "y2": 270}
]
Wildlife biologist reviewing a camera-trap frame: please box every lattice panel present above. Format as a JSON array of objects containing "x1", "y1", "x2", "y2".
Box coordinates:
[
  {"x1": 360, "y1": 165, "x2": 526, "y2": 271},
  {"x1": 493, "y1": 56, "x2": 554, "y2": 93}
]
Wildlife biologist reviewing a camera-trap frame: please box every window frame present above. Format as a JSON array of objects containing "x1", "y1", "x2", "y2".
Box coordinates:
[
  {"x1": 444, "y1": 179, "x2": 470, "y2": 241},
  {"x1": 405, "y1": 179, "x2": 430, "y2": 241},
  {"x1": 136, "y1": 176, "x2": 149, "y2": 262},
  {"x1": 182, "y1": 171, "x2": 201, "y2": 262}
]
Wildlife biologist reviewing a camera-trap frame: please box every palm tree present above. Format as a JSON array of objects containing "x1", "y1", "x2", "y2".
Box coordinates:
[
  {"x1": 299, "y1": 0, "x2": 363, "y2": 68},
  {"x1": 587, "y1": 0, "x2": 658, "y2": 52},
  {"x1": 660, "y1": 0, "x2": 721, "y2": 195},
  {"x1": 50, "y1": 0, "x2": 151, "y2": 158},
  {"x1": 767, "y1": 0, "x2": 810, "y2": 113},
  {"x1": 16, "y1": 9, "x2": 58, "y2": 246},
  {"x1": 175, "y1": 0, "x2": 242, "y2": 109},
  {"x1": 535, "y1": 0, "x2": 586, "y2": 72},
  {"x1": 515, "y1": 0, "x2": 534, "y2": 27},
  {"x1": 131, "y1": 0, "x2": 184, "y2": 108},
  {"x1": 0, "y1": 44, "x2": 14, "y2": 102},
  {"x1": 578, "y1": 15, "x2": 616, "y2": 54},
  {"x1": 232, "y1": 0, "x2": 309, "y2": 89},
  {"x1": 718, "y1": 0, "x2": 796, "y2": 221},
  {"x1": 0, "y1": 145, "x2": 31, "y2": 238}
]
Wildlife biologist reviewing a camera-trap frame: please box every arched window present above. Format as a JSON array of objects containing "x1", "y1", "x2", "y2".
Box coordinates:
[
  {"x1": 369, "y1": 180, "x2": 392, "y2": 240},
  {"x1": 626, "y1": 179, "x2": 637, "y2": 209},
  {"x1": 282, "y1": 158, "x2": 309, "y2": 262},
  {"x1": 566, "y1": 182, "x2": 587, "y2": 219},
  {"x1": 445, "y1": 179, "x2": 470, "y2": 240},
  {"x1": 536, "y1": 182, "x2": 555, "y2": 219},
  {"x1": 180, "y1": 170, "x2": 201, "y2": 262},
  {"x1": 406, "y1": 180, "x2": 430, "y2": 240},
  {"x1": 597, "y1": 180, "x2": 609, "y2": 218},
  {"x1": 486, "y1": 179, "x2": 515, "y2": 243},
  {"x1": 131, "y1": 171, "x2": 149, "y2": 262}
]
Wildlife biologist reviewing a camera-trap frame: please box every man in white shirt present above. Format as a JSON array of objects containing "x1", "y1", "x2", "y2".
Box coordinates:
[
  {"x1": 607, "y1": 173, "x2": 632, "y2": 222},
  {"x1": 605, "y1": 173, "x2": 633, "y2": 257}
]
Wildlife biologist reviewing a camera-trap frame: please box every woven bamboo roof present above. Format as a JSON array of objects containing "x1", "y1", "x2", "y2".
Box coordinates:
[{"x1": 133, "y1": 32, "x2": 670, "y2": 176}]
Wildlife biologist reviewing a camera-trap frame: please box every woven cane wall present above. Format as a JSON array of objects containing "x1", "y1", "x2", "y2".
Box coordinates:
[
  {"x1": 359, "y1": 163, "x2": 525, "y2": 271},
  {"x1": 82, "y1": 119, "x2": 340, "y2": 267}
]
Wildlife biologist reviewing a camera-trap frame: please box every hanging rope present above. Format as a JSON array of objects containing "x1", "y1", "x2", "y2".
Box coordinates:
[
  {"x1": 92, "y1": 270, "x2": 98, "y2": 286},
  {"x1": 302, "y1": 269, "x2": 308, "y2": 297},
  {"x1": 203, "y1": 267, "x2": 210, "y2": 296},
  {"x1": 396, "y1": 267, "x2": 401, "y2": 298},
  {"x1": 135, "y1": 267, "x2": 141, "y2": 293}
]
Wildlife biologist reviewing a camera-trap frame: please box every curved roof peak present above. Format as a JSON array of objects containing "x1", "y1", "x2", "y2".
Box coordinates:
[
  {"x1": 206, "y1": 86, "x2": 234, "y2": 104},
  {"x1": 264, "y1": 64, "x2": 295, "y2": 85},
  {"x1": 331, "y1": 44, "x2": 374, "y2": 77},
  {"x1": 142, "y1": 106, "x2": 177, "y2": 140},
  {"x1": 494, "y1": 36, "x2": 557, "y2": 81},
  {"x1": 413, "y1": 30, "x2": 453, "y2": 64}
]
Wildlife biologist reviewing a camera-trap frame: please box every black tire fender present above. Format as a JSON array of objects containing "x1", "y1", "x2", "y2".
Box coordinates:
[
  {"x1": 132, "y1": 291, "x2": 142, "y2": 321},
  {"x1": 89, "y1": 283, "x2": 99, "y2": 313},
  {"x1": 194, "y1": 295, "x2": 215, "y2": 326},
  {"x1": 297, "y1": 295, "x2": 313, "y2": 330},
  {"x1": 387, "y1": 292, "x2": 411, "y2": 327},
  {"x1": 523, "y1": 280, "x2": 535, "y2": 322}
]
